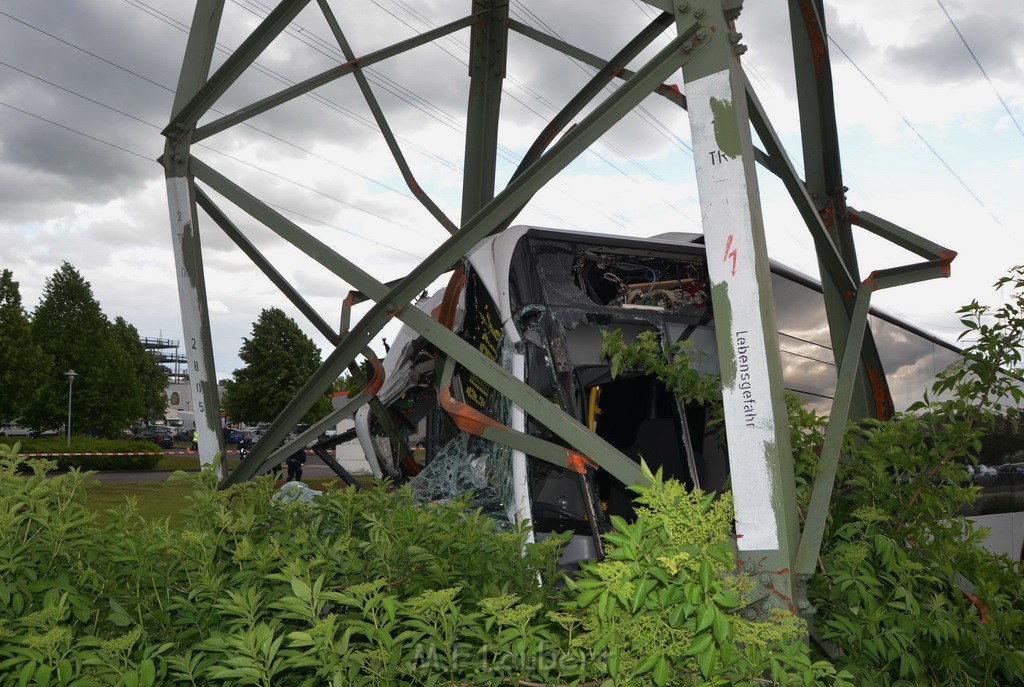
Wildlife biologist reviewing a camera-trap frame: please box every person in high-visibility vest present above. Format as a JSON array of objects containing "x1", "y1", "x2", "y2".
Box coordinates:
[{"x1": 191, "y1": 429, "x2": 198, "y2": 452}]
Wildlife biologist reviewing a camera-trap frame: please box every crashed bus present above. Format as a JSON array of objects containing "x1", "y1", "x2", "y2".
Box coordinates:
[{"x1": 354, "y1": 226, "x2": 1022, "y2": 563}]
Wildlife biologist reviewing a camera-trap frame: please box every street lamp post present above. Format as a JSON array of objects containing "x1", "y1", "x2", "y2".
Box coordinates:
[{"x1": 65, "y1": 370, "x2": 77, "y2": 448}]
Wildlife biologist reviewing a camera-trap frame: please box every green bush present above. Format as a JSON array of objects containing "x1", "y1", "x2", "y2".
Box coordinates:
[
  {"x1": 600, "y1": 267, "x2": 1024, "y2": 685},
  {"x1": 14, "y1": 436, "x2": 162, "y2": 471},
  {"x1": 0, "y1": 448, "x2": 844, "y2": 686},
  {"x1": 2, "y1": 267, "x2": 1023, "y2": 685}
]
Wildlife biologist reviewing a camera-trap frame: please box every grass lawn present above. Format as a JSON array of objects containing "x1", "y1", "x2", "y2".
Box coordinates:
[
  {"x1": 84, "y1": 480, "x2": 196, "y2": 528},
  {"x1": 83, "y1": 476, "x2": 367, "y2": 529},
  {"x1": 154, "y1": 455, "x2": 243, "y2": 471}
]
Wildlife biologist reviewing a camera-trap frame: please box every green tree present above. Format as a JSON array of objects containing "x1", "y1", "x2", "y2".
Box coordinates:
[
  {"x1": 25, "y1": 262, "x2": 143, "y2": 436},
  {"x1": 0, "y1": 269, "x2": 52, "y2": 426},
  {"x1": 223, "y1": 308, "x2": 332, "y2": 425},
  {"x1": 112, "y1": 317, "x2": 169, "y2": 422}
]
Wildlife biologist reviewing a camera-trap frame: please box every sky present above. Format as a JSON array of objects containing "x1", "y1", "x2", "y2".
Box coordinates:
[{"x1": 0, "y1": 0, "x2": 1021, "y2": 382}]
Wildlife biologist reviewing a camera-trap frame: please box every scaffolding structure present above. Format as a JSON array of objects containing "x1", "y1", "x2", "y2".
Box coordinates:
[{"x1": 140, "y1": 336, "x2": 187, "y2": 385}]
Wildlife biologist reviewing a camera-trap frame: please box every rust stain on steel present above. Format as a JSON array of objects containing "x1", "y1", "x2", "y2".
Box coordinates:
[
  {"x1": 406, "y1": 174, "x2": 422, "y2": 196},
  {"x1": 432, "y1": 264, "x2": 466, "y2": 330},
  {"x1": 566, "y1": 451, "x2": 599, "y2": 475},
  {"x1": 439, "y1": 386, "x2": 504, "y2": 435},
  {"x1": 363, "y1": 355, "x2": 386, "y2": 396},
  {"x1": 866, "y1": 365, "x2": 892, "y2": 420},
  {"x1": 818, "y1": 205, "x2": 834, "y2": 229},
  {"x1": 656, "y1": 82, "x2": 685, "y2": 105},
  {"x1": 937, "y1": 250, "x2": 958, "y2": 277},
  {"x1": 800, "y1": 2, "x2": 827, "y2": 78}
]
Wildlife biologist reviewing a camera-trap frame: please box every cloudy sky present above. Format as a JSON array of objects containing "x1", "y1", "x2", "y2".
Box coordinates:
[{"x1": 1, "y1": 0, "x2": 1021, "y2": 380}]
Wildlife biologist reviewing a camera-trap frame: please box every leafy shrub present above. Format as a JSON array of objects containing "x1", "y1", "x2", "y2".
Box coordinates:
[
  {"x1": 3, "y1": 268, "x2": 1024, "y2": 685},
  {"x1": 0, "y1": 446, "x2": 846, "y2": 686},
  {"x1": 558, "y1": 466, "x2": 846, "y2": 686},
  {"x1": 0, "y1": 449, "x2": 564, "y2": 685},
  {"x1": 601, "y1": 267, "x2": 1024, "y2": 685},
  {"x1": 14, "y1": 436, "x2": 162, "y2": 470},
  {"x1": 807, "y1": 267, "x2": 1024, "y2": 684},
  {"x1": 810, "y1": 411, "x2": 1024, "y2": 684}
]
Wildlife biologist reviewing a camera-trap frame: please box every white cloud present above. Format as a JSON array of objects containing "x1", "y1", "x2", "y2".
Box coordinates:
[{"x1": 1, "y1": 0, "x2": 1021, "y2": 383}]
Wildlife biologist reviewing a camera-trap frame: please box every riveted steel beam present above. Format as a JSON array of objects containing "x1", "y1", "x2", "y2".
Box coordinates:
[
  {"x1": 462, "y1": 0, "x2": 509, "y2": 222},
  {"x1": 795, "y1": 283, "x2": 873, "y2": 578},
  {"x1": 192, "y1": 12, "x2": 480, "y2": 144},
  {"x1": 796, "y1": 242, "x2": 954, "y2": 577},
  {"x1": 202, "y1": 29, "x2": 698, "y2": 487},
  {"x1": 850, "y1": 209, "x2": 957, "y2": 261},
  {"x1": 190, "y1": 151, "x2": 651, "y2": 487},
  {"x1": 225, "y1": 389, "x2": 376, "y2": 484},
  {"x1": 675, "y1": 0, "x2": 800, "y2": 618},
  {"x1": 195, "y1": 188, "x2": 338, "y2": 344},
  {"x1": 787, "y1": 0, "x2": 897, "y2": 421},
  {"x1": 163, "y1": 0, "x2": 226, "y2": 473},
  {"x1": 165, "y1": 0, "x2": 313, "y2": 135},
  {"x1": 318, "y1": 0, "x2": 460, "y2": 235},
  {"x1": 744, "y1": 75, "x2": 895, "y2": 422}
]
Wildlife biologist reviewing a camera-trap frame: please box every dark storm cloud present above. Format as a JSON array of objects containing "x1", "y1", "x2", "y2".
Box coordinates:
[
  {"x1": 0, "y1": 0, "x2": 700, "y2": 233},
  {"x1": 882, "y1": 11, "x2": 1024, "y2": 85},
  {"x1": 0, "y1": 0, "x2": 184, "y2": 219}
]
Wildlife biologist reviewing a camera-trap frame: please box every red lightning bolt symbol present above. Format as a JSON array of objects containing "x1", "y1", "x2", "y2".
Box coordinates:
[{"x1": 724, "y1": 235, "x2": 738, "y2": 276}]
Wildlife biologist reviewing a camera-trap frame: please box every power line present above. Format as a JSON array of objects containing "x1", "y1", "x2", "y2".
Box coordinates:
[
  {"x1": 0, "y1": 57, "x2": 433, "y2": 238},
  {"x1": 1, "y1": 26, "x2": 420, "y2": 205},
  {"x1": 114, "y1": 0, "x2": 467, "y2": 174},
  {"x1": 6, "y1": 0, "x2": 462, "y2": 182},
  {"x1": 827, "y1": 36, "x2": 1001, "y2": 225},
  {"x1": 508, "y1": 6, "x2": 693, "y2": 161},
  {"x1": 934, "y1": 0, "x2": 1024, "y2": 142},
  {"x1": 264, "y1": 202, "x2": 427, "y2": 260},
  {"x1": 0, "y1": 60, "x2": 157, "y2": 130},
  {"x1": 0, "y1": 10, "x2": 170, "y2": 92},
  {"x1": 0, "y1": 99, "x2": 152, "y2": 162},
  {"x1": 0, "y1": 92, "x2": 425, "y2": 259},
  {"x1": 0, "y1": 80, "x2": 425, "y2": 257},
  {"x1": 242, "y1": 0, "x2": 665, "y2": 217},
  {"x1": 8, "y1": 0, "x2": 579, "y2": 232}
]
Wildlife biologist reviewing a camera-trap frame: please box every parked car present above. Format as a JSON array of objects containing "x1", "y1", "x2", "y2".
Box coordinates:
[
  {"x1": 0, "y1": 425, "x2": 59, "y2": 438},
  {"x1": 135, "y1": 426, "x2": 175, "y2": 449}
]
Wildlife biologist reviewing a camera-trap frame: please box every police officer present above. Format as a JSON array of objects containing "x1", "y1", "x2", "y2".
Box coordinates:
[{"x1": 286, "y1": 447, "x2": 306, "y2": 482}]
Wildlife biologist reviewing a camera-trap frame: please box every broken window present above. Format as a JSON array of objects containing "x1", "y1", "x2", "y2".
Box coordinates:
[
  {"x1": 410, "y1": 338, "x2": 516, "y2": 529},
  {"x1": 571, "y1": 250, "x2": 709, "y2": 312}
]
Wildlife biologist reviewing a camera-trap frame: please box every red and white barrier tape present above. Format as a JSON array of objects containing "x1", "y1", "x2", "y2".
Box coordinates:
[{"x1": 20, "y1": 450, "x2": 336, "y2": 458}]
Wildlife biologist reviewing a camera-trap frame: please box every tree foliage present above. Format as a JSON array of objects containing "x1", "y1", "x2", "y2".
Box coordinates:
[
  {"x1": 0, "y1": 270, "x2": 51, "y2": 426},
  {"x1": 111, "y1": 317, "x2": 169, "y2": 423},
  {"x1": 25, "y1": 262, "x2": 144, "y2": 436},
  {"x1": 223, "y1": 308, "x2": 332, "y2": 425}
]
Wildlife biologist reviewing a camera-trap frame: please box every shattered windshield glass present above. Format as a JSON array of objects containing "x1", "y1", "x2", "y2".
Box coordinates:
[{"x1": 410, "y1": 338, "x2": 515, "y2": 529}]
